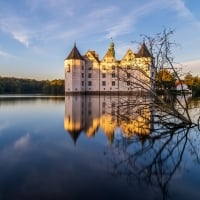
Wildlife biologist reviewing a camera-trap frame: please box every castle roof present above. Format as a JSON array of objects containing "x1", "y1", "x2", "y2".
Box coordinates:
[
  {"x1": 65, "y1": 43, "x2": 83, "y2": 60},
  {"x1": 137, "y1": 42, "x2": 152, "y2": 58},
  {"x1": 67, "y1": 129, "x2": 82, "y2": 144},
  {"x1": 85, "y1": 50, "x2": 100, "y2": 63}
]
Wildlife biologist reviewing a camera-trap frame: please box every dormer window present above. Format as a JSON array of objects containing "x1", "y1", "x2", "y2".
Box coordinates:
[{"x1": 127, "y1": 65, "x2": 130, "y2": 70}]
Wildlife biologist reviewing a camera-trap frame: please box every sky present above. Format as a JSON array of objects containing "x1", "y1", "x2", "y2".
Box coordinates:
[{"x1": 0, "y1": 0, "x2": 200, "y2": 80}]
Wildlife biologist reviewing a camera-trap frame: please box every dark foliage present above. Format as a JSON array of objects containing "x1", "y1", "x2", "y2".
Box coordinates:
[{"x1": 0, "y1": 77, "x2": 64, "y2": 95}]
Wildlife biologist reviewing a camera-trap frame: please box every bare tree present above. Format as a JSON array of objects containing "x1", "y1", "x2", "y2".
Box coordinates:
[{"x1": 117, "y1": 29, "x2": 197, "y2": 126}]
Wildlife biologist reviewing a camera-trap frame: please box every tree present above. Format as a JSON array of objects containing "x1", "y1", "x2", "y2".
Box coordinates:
[
  {"x1": 184, "y1": 72, "x2": 193, "y2": 86},
  {"x1": 155, "y1": 68, "x2": 174, "y2": 90},
  {"x1": 156, "y1": 68, "x2": 173, "y2": 82},
  {"x1": 118, "y1": 28, "x2": 198, "y2": 126},
  {"x1": 0, "y1": 77, "x2": 65, "y2": 95}
]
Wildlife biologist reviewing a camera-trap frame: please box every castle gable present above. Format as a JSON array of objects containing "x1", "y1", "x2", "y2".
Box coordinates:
[
  {"x1": 102, "y1": 49, "x2": 115, "y2": 62},
  {"x1": 120, "y1": 49, "x2": 136, "y2": 63},
  {"x1": 85, "y1": 51, "x2": 99, "y2": 63},
  {"x1": 101, "y1": 42, "x2": 116, "y2": 63}
]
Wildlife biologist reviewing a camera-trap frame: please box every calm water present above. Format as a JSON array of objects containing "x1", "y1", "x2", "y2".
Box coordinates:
[{"x1": 0, "y1": 95, "x2": 200, "y2": 200}]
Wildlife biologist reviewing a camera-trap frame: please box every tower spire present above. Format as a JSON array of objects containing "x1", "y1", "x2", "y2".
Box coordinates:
[
  {"x1": 65, "y1": 43, "x2": 83, "y2": 60},
  {"x1": 109, "y1": 38, "x2": 115, "y2": 58}
]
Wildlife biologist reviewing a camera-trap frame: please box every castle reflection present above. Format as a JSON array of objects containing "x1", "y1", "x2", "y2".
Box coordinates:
[{"x1": 64, "y1": 95, "x2": 153, "y2": 143}]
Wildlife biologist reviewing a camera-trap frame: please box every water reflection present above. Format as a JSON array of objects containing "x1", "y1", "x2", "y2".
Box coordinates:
[
  {"x1": 106, "y1": 124, "x2": 200, "y2": 200},
  {"x1": 0, "y1": 96, "x2": 199, "y2": 199},
  {"x1": 64, "y1": 95, "x2": 200, "y2": 199},
  {"x1": 64, "y1": 95, "x2": 153, "y2": 143}
]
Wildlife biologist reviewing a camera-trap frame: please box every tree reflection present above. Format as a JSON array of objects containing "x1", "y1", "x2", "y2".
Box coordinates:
[
  {"x1": 104, "y1": 98, "x2": 200, "y2": 200},
  {"x1": 64, "y1": 95, "x2": 200, "y2": 199}
]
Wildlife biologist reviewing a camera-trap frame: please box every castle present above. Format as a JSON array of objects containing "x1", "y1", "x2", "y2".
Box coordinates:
[{"x1": 64, "y1": 42, "x2": 154, "y2": 94}]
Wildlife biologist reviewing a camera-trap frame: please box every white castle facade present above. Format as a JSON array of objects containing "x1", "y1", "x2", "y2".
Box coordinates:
[{"x1": 64, "y1": 42, "x2": 154, "y2": 95}]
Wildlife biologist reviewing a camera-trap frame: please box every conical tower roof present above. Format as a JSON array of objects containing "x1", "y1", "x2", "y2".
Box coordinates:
[
  {"x1": 67, "y1": 129, "x2": 82, "y2": 144},
  {"x1": 137, "y1": 42, "x2": 151, "y2": 58},
  {"x1": 65, "y1": 43, "x2": 83, "y2": 60}
]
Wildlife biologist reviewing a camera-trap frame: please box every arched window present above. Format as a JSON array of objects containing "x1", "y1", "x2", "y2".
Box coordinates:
[{"x1": 67, "y1": 64, "x2": 70, "y2": 72}]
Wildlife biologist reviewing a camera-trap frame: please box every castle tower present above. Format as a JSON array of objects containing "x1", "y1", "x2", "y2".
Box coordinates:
[
  {"x1": 64, "y1": 43, "x2": 85, "y2": 94},
  {"x1": 100, "y1": 41, "x2": 118, "y2": 92}
]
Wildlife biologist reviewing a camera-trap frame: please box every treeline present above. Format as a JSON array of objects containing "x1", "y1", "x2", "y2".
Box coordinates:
[
  {"x1": 0, "y1": 77, "x2": 64, "y2": 95},
  {"x1": 184, "y1": 73, "x2": 200, "y2": 97},
  {"x1": 156, "y1": 69, "x2": 200, "y2": 97}
]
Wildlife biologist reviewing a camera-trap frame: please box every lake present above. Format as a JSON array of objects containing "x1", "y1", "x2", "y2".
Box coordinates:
[{"x1": 0, "y1": 95, "x2": 200, "y2": 200}]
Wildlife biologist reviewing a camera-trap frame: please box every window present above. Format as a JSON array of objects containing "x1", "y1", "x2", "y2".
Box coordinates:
[
  {"x1": 88, "y1": 81, "x2": 92, "y2": 86},
  {"x1": 112, "y1": 73, "x2": 115, "y2": 78},
  {"x1": 67, "y1": 64, "x2": 70, "y2": 72},
  {"x1": 88, "y1": 73, "x2": 92, "y2": 78},
  {"x1": 102, "y1": 81, "x2": 106, "y2": 86},
  {"x1": 82, "y1": 81, "x2": 84, "y2": 86},
  {"x1": 112, "y1": 65, "x2": 115, "y2": 70},
  {"x1": 88, "y1": 101, "x2": 92, "y2": 107},
  {"x1": 112, "y1": 81, "x2": 115, "y2": 86},
  {"x1": 82, "y1": 65, "x2": 84, "y2": 70},
  {"x1": 102, "y1": 73, "x2": 106, "y2": 78},
  {"x1": 127, "y1": 81, "x2": 130, "y2": 86},
  {"x1": 82, "y1": 73, "x2": 84, "y2": 78},
  {"x1": 127, "y1": 73, "x2": 130, "y2": 78},
  {"x1": 127, "y1": 65, "x2": 131, "y2": 70}
]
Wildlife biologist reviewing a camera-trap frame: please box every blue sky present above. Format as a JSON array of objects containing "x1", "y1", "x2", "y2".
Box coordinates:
[{"x1": 0, "y1": 0, "x2": 200, "y2": 80}]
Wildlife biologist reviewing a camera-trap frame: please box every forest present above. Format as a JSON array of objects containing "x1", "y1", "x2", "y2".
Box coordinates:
[{"x1": 0, "y1": 77, "x2": 64, "y2": 95}]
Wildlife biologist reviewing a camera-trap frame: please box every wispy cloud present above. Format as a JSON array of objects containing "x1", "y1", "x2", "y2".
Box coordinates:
[
  {"x1": 26, "y1": 0, "x2": 74, "y2": 16},
  {"x1": 0, "y1": 15, "x2": 32, "y2": 47},
  {"x1": 12, "y1": 31, "x2": 30, "y2": 47},
  {"x1": 88, "y1": 6, "x2": 118, "y2": 19},
  {"x1": 171, "y1": 0, "x2": 193, "y2": 18},
  {"x1": 163, "y1": 0, "x2": 200, "y2": 28},
  {"x1": 105, "y1": 15, "x2": 133, "y2": 39},
  {"x1": 105, "y1": 0, "x2": 167, "y2": 39},
  {"x1": 14, "y1": 133, "x2": 30, "y2": 149},
  {"x1": 0, "y1": 50, "x2": 16, "y2": 58}
]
